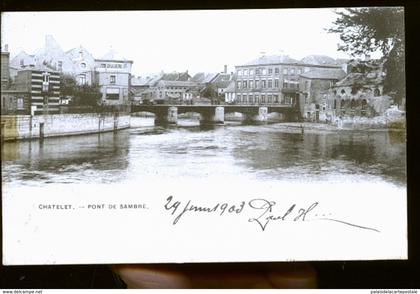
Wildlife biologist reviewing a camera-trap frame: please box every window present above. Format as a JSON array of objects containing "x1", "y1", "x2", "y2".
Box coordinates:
[
  {"x1": 58, "y1": 61, "x2": 63, "y2": 70},
  {"x1": 274, "y1": 79, "x2": 279, "y2": 87},
  {"x1": 341, "y1": 89, "x2": 346, "y2": 95},
  {"x1": 267, "y1": 94, "x2": 273, "y2": 103},
  {"x1": 17, "y1": 98, "x2": 24, "y2": 110},
  {"x1": 261, "y1": 80, "x2": 266, "y2": 88},
  {"x1": 255, "y1": 69, "x2": 260, "y2": 75},
  {"x1": 374, "y1": 88, "x2": 380, "y2": 96},
  {"x1": 268, "y1": 80, "x2": 272, "y2": 88},
  {"x1": 80, "y1": 62, "x2": 86, "y2": 69},
  {"x1": 237, "y1": 70, "x2": 242, "y2": 76},
  {"x1": 261, "y1": 95, "x2": 266, "y2": 103},
  {"x1": 273, "y1": 94, "x2": 279, "y2": 103},
  {"x1": 78, "y1": 74, "x2": 86, "y2": 85},
  {"x1": 101, "y1": 63, "x2": 106, "y2": 68},
  {"x1": 268, "y1": 68, "x2": 273, "y2": 74},
  {"x1": 297, "y1": 68, "x2": 302, "y2": 74},
  {"x1": 290, "y1": 68, "x2": 295, "y2": 75},
  {"x1": 283, "y1": 68, "x2": 288, "y2": 75},
  {"x1": 107, "y1": 93, "x2": 119, "y2": 100},
  {"x1": 237, "y1": 94, "x2": 241, "y2": 102},
  {"x1": 275, "y1": 68, "x2": 279, "y2": 75},
  {"x1": 255, "y1": 95, "x2": 259, "y2": 103},
  {"x1": 20, "y1": 59, "x2": 24, "y2": 67},
  {"x1": 249, "y1": 95, "x2": 254, "y2": 104},
  {"x1": 237, "y1": 81, "x2": 241, "y2": 89},
  {"x1": 243, "y1": 69, "x2": 248, "y2": 76},
  {"x1": 304, "y1": 67, "x2": 310, "y2": 73},
  {"x1": 255, "y1": 80, "x2": 259, "y2": 88},
  {"x1": 249, "y1": 80, "x2": 254, "y2": 88},
  {"x1": 110, "y1": 75, "x2": 116, "y2": 84},
  {"x1": 243, "y1": 81, "x2": 247, "y2": 88},
  {"x1": 249, "y1": 69, "x2": 254, "y2": 75},
  {"x1": 262, "y1": 68, "x2": 267, "y2": 75},
  {"x1": 42, "y1": 72, "x2": 50, "y2": 92}
]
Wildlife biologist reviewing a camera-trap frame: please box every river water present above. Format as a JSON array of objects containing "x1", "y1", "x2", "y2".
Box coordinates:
[
  {"x1": 2, "y1": 117, "x2": 406, "y2": 188},
  {"x1": 1, "y1": 117, "x2": 408, "y2": 264}
]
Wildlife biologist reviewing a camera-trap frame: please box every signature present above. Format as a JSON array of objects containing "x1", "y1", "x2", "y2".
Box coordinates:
[
  {"x1": 163, "y1": 196, "x2": 380, "y2": 233},
  {"x1": 248, "y1": 198, "x2": 380, "y2": 232}
]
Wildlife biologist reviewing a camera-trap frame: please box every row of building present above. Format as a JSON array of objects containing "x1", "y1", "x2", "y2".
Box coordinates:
[
  {"x1": 1, "y1": 35, "x2": 391, "y2": 120},
  {"x1": 1, "y1": 35, "x2": 132, "y2": 115}
]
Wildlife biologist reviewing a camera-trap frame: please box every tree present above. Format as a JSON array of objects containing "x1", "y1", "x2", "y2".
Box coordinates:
[
  {"x1": 328, "y1": 7, "x2": 405, "y2": 105},
  {"x1": 60, "y1": 74, "x2": 102, "y2": 107},
  {"x1": 73, "y1": 83, "x2": 102, "y2": 107}
]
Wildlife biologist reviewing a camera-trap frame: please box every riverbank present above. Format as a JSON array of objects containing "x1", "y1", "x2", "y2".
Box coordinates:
[{"x1": 1, "y1": 113, "x2": 130, "y2": 141}]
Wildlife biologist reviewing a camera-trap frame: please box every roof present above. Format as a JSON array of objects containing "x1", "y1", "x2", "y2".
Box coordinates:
[
  {"x1": 242, "y1": 55, "x2": 299, "y2": 66},
  {"x1": 131, "y1": 75, "x2": 160, "y2": 86},
  {"x1": 192, "y1": 72, "x2": 219, "y2": 84},
  {"x1": 299, "y1": 68, "x2": 346, "y2": 80},
  {"x1": 158, "y1": 80, "x2": 197, "y2": 87},
  {"x1": 300, "y1": 55, "x2": 337, "y2": 66},
  {"x1": 334, "y1": 72, "x2": 384, "y2": 87},
  {"x1": 224, "y1": 81, "x2": 236, "y2": 93},
  {"x1": 160, "y1": 72, "x2": 191, "y2": 81}
]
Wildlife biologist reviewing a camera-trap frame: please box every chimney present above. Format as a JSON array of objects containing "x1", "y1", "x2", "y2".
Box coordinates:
[
  {"x1": 4, "y1": 44, "x2": 8, "y2": 52},
  {"x1": 224, "y1": 65, "x2": 227, "y2": 74}
]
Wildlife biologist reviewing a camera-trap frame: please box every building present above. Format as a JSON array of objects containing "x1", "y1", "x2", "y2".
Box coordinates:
[
  {"x1": 9, "y1": 36, "x2": 134, "y2": 106},
  {"x1": 14, "y1": 69, "x2": 61, "y2": 115},
  {"x1": 224, "y1": 81, "x2": 236, "y2": 104},
  {"x1": 234, "y1": 54, "x2": 346, "y2": 107},
  {"x1": 328, "y1": 61, "x2": 391, "y2": 118},
  {"x1": 1, "y1": 46, "x2": 10, "y2": 89},
  {"x1": 299, "y1": 68, "x2": 346, "y2": 121},
  {"x1": 131, "y1": 71, "x2": 198, "y2": 104},
  {"x1": 1, "y1": 45, "x2": 31, "y2": 115},
  {"x1": 1, "y1": 90, "x2": 31, "y2": 115},
  {"x1": 65, "y1": 46, "x2": 96, "y2": 86},
  {"x1": 94, "y1": 57, "x2": 133, "y2": 105}
]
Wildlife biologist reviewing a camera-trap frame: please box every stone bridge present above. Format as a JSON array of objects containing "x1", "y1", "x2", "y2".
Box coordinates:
[{"x1": 131, "y1": 104, "x2": 300, "y2": 125}]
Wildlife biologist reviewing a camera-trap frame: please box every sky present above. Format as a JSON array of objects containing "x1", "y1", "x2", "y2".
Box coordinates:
[{"x1": 1, "y1": 9, "x2": 369, "y2": 76}]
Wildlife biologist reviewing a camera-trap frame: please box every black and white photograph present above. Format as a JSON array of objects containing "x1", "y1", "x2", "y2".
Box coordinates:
[{"x1": 0, "y1": 5, "x2": 413, "y2": 289}]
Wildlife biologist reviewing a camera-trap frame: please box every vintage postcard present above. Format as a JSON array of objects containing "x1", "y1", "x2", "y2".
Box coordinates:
[{"x1": 1, "y1": 8, "x2": 406, "y2": 265}]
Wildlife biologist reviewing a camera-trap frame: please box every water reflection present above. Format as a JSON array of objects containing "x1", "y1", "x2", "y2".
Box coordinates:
[
  {"x1": 232, "y1": 127, "x2": 406, "y2": 185},
  {"x1": 2, "y1": 131, "x2": 130, "y2": 185},
  {"x1": 1, "y1": 119, "x2": 406, "y2": 188}
]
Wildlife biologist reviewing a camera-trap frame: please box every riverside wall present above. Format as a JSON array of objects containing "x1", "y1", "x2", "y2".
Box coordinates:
[{"x1": 1, "y1": 113, "x2": 130, "y2": 141}]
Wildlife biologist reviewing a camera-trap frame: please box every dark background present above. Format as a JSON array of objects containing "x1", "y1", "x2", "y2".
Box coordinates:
[{"x1": 1, "y1": 0, "x2": 419, "y2": 289}]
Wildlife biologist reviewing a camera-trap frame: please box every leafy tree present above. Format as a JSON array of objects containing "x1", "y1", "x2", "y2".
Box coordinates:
[
  {"x1": 73, "y1": 83, "x2": 102, "y2": 106},
  {"x1": 60, "y1": 74, "x2": 102, "y2": 107},
  {"x1": 60, "y1": 74, "x2": 78, "y2": 97},
  {"x1": 328, "y1": 7, "x2": 405, "y2": 105}
]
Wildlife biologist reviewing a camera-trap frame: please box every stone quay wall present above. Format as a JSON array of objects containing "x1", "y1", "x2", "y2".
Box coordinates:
[{"x1": 1, "y1": 113, "x2": 130, "y2": 141}]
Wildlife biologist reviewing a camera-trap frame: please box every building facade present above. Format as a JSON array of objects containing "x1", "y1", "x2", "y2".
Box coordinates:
[
  {"x1": 299, "y1": 68, "x2": 346, "y2": 121},
  {"x1": 14, "y1": 69, "x2": 61, "y2": 115},
  {"x1": 1, "y1": 50, "x2": 10, "y2": 89},
  {"x1": 94, "y1": 58, "x2": 133, "y2": 105},
  {"x1": 234, "y1": 55, "x2": 345, "y2": 109}
]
